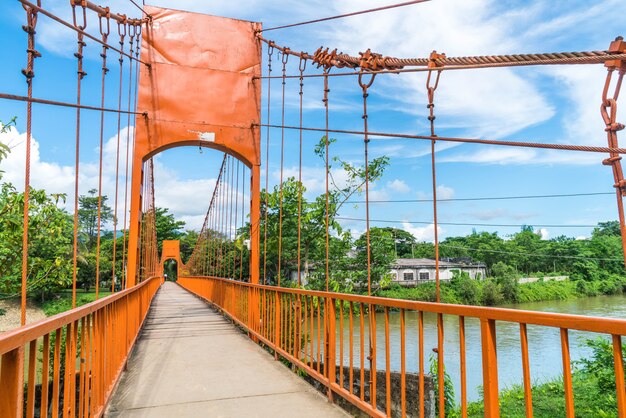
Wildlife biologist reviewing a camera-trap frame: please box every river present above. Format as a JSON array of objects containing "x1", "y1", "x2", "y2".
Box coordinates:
[{"x1": 335, "y1": 294, "x2": 626, "y2": 403}]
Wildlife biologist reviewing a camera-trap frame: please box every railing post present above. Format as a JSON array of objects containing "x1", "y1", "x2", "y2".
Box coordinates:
[
  {"x1": 480, "y1": 318, "x2": 500, "y2": 417},
  {"x1": 0, "y1": 348, "x2": 24, "y2": 418},
  {"x1": 249, "y1": 286, "x2": 260, "y2": 342},
  {"x1": 326, "y1": 297, "x2": 336, "y2": 402},
  {"x1": 275, "y1": 292, "x2": 281, "y2": 360}
]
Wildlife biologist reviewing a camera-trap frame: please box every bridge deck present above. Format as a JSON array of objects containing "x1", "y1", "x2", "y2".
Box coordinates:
[{"x1": 106, "y1": 282, "x2": 348, "y2": 417}]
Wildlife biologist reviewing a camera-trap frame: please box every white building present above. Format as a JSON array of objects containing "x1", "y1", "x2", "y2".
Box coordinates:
[{"x1": 390, "y1": 258, "x2": 486, "y2": 285}]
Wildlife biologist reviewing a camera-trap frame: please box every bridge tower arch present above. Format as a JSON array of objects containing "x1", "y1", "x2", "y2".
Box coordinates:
[{"x1": 126, "y1": 7, "x2": 262, "y2": 287}]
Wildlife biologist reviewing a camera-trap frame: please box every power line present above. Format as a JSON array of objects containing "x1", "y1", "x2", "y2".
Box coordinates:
[
  {"x1": 336, "y1": 216, "x2": 598, "y2": 228},
  {"x1": 439, "y1": 244, "x2": 623, "y2": 263},
  {"x1": 260, "y1": 0, "x2": 431, "y2": 32},
  {"x1": 346, "y1": 191, "x2": 613, "y2": 204}
]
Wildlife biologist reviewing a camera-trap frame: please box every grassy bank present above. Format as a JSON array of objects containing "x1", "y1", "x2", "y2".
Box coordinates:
[
  {"x1": 41, "y1": 290, "x2": 112, "y2": 316},
  {"x1": 377, "y1": 274, "x2": 626, "y2": 307},
  {"x1": 461, "y1": 338, "x2": 624, "y2": 417}
]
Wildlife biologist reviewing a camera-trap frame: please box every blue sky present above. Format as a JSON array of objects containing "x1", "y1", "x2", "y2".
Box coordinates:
[{"x1": 0, "y1": 0, "x2": 625, "y2": 243}]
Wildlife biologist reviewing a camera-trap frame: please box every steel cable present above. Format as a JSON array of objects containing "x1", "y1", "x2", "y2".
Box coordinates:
[
  {"x1": 111, "y1": 21, "x2": 127, "y2": 292},
  {"x1": 19, "y1": 1, "x2": 40, "y2": 326},
  {"x1": 70, "y1": 3, "x2": 87, "y2": 308},
  {"x1": 259, "y1": 0, "x2": 431, "y2": 32},
  {"x1": 94, "y1": 11, "x2": 110, "y2": 299}
]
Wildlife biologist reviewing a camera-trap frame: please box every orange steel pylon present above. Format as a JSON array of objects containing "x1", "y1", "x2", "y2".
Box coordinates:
[{"x1": 125, "y1": 7, "x2": 262, "y2": 287}]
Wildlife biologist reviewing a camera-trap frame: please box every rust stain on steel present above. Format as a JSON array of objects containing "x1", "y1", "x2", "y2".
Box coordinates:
[{"x1": 127, "y1": 7, "x2": 262, "y2": 287}]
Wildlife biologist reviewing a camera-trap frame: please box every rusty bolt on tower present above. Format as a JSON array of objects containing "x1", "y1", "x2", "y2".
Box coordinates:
[{"x1": 601, "y1": 36, "x2": 626, "y2": 268}]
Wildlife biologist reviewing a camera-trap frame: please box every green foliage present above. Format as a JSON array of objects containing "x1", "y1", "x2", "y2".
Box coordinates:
[
  {"x1": 379, "y1": 274, "x2": 626, "y2": 307},
  {"x1": 481, "y1": 280, "x2": 503, "y2": 306},
  {"x1": 577, "y1": 337, "x2": 626, "y2": 393},
  {"x1": 429, "y1": 353, "x2": 457, "y2": 418},
  {"x1": 179, "y1": 230, "x2": 199, "y2": 262},
  {"x1": 155, "y1": 207, "x2": 186, "y2": 251},
  {"x1": 0, "y1": 117, "x2": 16, "y2": 178},
  {"x1": 353, "y1": 227, "x2": 396, "y2": 290},
  {"x1": 492, "y1": 262, "x2": 520, "y2": 302},
  {"x1": 466, "y1": 337, "x2": 625, "y2": 417},
  {"x1": 0, "y1": 183, "x2": 73, "y2": 298},
  {"x1": 78, "y1": 188, "x2": 113, "y2": 251},
  {"x1": 41, "y1": 290, "x2": 108, "y2": 316},
  {"x1": 76, "y1": 189, "x2": 117, "y2": 292},
  {"x1": 252, "y1": 136, "x2": 390, "y2": 286},
  {"x1": 451, "y1": 271, "x2": 480, "y2": 305}
]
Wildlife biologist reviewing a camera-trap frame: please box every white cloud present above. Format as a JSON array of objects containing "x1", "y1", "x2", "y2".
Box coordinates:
[
  {"x1": 369, "y1": 187, "x2": 390, "y2": 202},
  {"x1": 329, "y1": 0, "x2": 554, "y2": 140},
  {"x1": 2, "y1": 126, "x2": 79, "y2": 209},
  {"x1": 0, "y1": 125, "x2": 229, "y2": 232},
  {"x1": 439, "y1": 146, "x2": 602, "y2": 166},
  {"x1": 387, "y1": 179, "x2": 410, "y2": 193},
  {"x1": 401, "y1": 222, "x2": 440, "y2": 243},
  {"x1": 436, "y1": 185, "x2": 455, "y2": 200},
  {"x1": 440, "y1": 147, "x2": 537, "y2": 165},
  {"x1": 537, "y1": 228, "x2": 549, "y2": 240},
  {"x1": 0, "y1": 126, "x2": 135, "y2": 229},
  {"x1": 417, "y1": 184, "x2": 455, "y2": 200}
]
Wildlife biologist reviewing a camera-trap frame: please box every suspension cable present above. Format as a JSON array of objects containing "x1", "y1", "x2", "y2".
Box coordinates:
[
  {"x1": 111, "y1": 20, "x2": 127, "y2": 293},
  {"x1": 18, "y1": 0, "x2": 149, "y2": 66},
  {"x1": 0, "y1": 92, "x2": 146, "y2": 115},
  {"x1": 277, "y1": 51, "x2": 288, "y2": 287},
  {"x1": 258, "y1": 36, "x2": 626, "y2": 73},
  {"x1": 232, "y1": 159, "x2": 239, "y2": 278},
  {"x1": 257, "y1": 123, "x2": 626, "y2": 154},
  {"x1": 358, "y1": 69, "x2": 377, "y2": 410},
  {"x1": 20, "y1": 0, "x2": 41, "y2": 326},
  {"x1": 260, "y1": 0, "x2": 430, "y2": 32},
  {"x1": 122, "y1": 23, "x2": 142, "y2": 288},
  {"x1": 94, "y1": 9, "x2": 110, "y2": 300},
  {"x1": 229, "y1": 156, "x2": 235, "y2": 278},
  {"x1": 240, "y1": 163, "x2": 246, "y2": 280},
  {"x1": 296, "y1": 57, "x2": 306, "y2": 287},
  {"x1": 426, "y1": 68, "x2": 442, "y2": 303},
  {"x1": 323, "y1": 68, "x2": 331, "y2": 292},
  {"x1": 70, "y1": 1, "x2": 87, "y2": 308},
  {"x1": 263, "y1": 45, "x2": 274, "y2": 284}
]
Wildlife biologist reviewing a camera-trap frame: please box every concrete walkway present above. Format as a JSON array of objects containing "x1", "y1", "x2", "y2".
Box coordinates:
[{"x1": 106, "y1": 282, "x2": 349, "y2": 418}]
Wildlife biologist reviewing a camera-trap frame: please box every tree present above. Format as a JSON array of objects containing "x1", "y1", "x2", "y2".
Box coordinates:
[
  {"x1": 179, "y1": 230, "x2": 199, "y2": 263},
  {"x1": 491, "y1": 262, "x2": 519, "y2": 302},
  {"x1": 451, "y1": 270, "x2": 480, "y2": 305},
  {"x1": 0, "y1": 183, "x2": 73, "y2": 299},
  {"x1": 376, "y1": 227, "x2": 417, "y2": 258},
  {"x1": 0, "y1": 117, "x2": 16, "y2": 179},
  {"x1": 155, "y1": 207, "x2": 186, "y2": 251},
  {"x1": 249, "y1": 136, "x2": 390, "y2": 286},
  {"x1": 257, "y1": 178, "x2": 352, "y2": 285},
  {"x1": 354, "y1": 228, "x2": 396, "y2": 290},
  {"x1": 78, "y1": 188, "x2": 113, "y2": 251},
  {"x1": 592, "y1": 221, "x2": 621, "y2": 238}
]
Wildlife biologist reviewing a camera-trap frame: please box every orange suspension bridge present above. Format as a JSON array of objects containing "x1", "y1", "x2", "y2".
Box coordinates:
[{"x1": 1, "y1": 1, "x2": 626, "y2": 417}]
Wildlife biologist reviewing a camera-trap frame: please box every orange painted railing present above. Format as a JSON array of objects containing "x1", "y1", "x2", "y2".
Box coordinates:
[
  {"x1": 179, "y1": 276, "x2": 626, "y2": 418},
  {"x1": 0, "y1": 276, "x2": 161, "y2": 418}
]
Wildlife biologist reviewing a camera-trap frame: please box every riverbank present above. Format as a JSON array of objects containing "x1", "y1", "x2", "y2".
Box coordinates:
[
  {"x1": 0, "y1": 298, "x2": 46, "y2": 333},
  {"x1": 0, "y1": 290, "x2": 113, "y2": 334},
  {"x1": 377, "y1": 274, "x2": 626, "y2": 307},
  {"x1": 462, "y1": 337, "x2": 622, "y2": 417}
]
